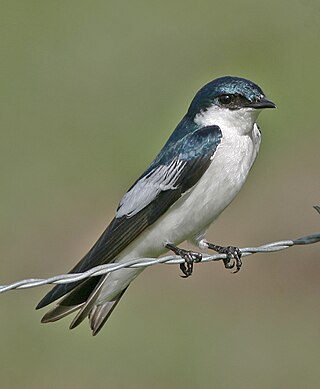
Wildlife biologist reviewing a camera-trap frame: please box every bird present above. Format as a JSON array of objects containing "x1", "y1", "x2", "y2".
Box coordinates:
[{"x1": 36, "y1": 76, "x2": 276, "y2": 335}]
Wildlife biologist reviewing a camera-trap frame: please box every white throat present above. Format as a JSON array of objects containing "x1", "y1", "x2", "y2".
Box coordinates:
[{"x1": 194, "y1": 105, "x2": 261, "y2": 136}]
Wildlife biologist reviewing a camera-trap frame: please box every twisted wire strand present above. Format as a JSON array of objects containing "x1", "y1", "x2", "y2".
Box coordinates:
[{"x1": 1, "y1": 206, "x2": 319, "y2": 294}]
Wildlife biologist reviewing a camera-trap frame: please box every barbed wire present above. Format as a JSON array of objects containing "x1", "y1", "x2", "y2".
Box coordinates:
[{"x1": 1, "y1": 206, "x2": 320, "y2": 294}]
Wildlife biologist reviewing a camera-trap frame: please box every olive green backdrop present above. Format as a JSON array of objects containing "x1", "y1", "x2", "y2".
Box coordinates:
[{"x1": 1, "y1": 1, "x2": 320, "y2": 388}]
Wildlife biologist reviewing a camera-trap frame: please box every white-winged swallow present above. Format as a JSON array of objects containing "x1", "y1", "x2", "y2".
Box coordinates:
[{"x1": 36, "y1": 76, "x2": 276, "y2": 335}]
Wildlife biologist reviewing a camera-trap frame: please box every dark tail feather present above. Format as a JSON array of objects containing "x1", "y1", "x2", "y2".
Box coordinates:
[
  {"x1": 89, "y1": 288, "x2": 128, "y2": 336},
  {"x1": 69, "y1": 273, "x2": 128, "y2": 333},
  {"x1": 69, "y1": 275, "x2": 111, "y2": 330},
  {"x1": 38, "y1": 277, "x2": 101, "y2": 323},
  {"x1": 35, "y1": 280, "x2": 82, "y2": 310},
  {"x1": 41, "y1": 303, "x2": 84, "y2": 323},
  {"x1": 39, "y1": 274, "x2": 128, "y2": 334},
  {"x1": 36, "y1": 276, "x2": 102, "y2": 310}
]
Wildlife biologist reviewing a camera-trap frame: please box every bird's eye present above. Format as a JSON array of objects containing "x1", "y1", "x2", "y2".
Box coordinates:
[{"x1": 218, "y1": 95, "x2": 232, "y2": 105}]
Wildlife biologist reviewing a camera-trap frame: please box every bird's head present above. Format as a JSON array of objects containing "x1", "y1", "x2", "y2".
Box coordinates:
[{"x1": 188, "y1": 76, "x2": 276, "y2": 133}]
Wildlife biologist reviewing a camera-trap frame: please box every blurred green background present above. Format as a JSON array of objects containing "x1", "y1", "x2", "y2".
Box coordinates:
[{"x1": 1, "y1": 1, "x2": 320, "y2": 388}]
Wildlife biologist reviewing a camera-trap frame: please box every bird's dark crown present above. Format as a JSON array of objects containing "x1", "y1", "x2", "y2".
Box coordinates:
[{"x1": 187, "y1": 76, "x2": 265, "y2": 116}]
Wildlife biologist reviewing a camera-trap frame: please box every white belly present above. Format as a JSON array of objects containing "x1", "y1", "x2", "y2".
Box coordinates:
[{"x1": 96, "y1": 125, "x2": 261, "y2": 303}]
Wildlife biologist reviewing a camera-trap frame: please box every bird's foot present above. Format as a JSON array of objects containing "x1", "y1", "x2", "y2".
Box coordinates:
[
  {"x1": 165, "y1": 243, "x2": 202, "y2": 278},
  {"x1": 206, "y1": 243, "x2": 242, "y2": 273}
]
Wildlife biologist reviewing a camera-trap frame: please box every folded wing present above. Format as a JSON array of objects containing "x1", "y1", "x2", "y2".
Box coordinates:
[{"x1": 36, "y1": 125, "x2": 222, "y2": 312}]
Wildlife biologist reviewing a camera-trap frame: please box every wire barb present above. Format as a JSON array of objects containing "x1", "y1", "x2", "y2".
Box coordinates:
[{"x1": 1, "y1": 208, "x2": 320, "y2": 294}]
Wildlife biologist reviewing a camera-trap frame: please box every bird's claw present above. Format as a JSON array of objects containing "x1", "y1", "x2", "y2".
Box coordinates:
[
  {"x1": 222, "y1": 246, "x2": 242, "y2": 273},
  {"x1": 207, "y1": 243, "x2": 242, "y2": 273},
  {"x1": 178, "y1": 250, "x2": 202, "y2": 278},
  {"x1": 165, "y1": 243, "x2": 202, "y2": 278}
]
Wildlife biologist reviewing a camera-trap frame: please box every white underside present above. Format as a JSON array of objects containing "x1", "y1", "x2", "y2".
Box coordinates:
[{"x1": 96, "y1": 107, "x2": 262, "y2": 304}]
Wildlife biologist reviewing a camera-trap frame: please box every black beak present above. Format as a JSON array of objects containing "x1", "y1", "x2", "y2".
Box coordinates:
[{"x1": 248, "y1": 97, "x2": 276, "y2": 109}]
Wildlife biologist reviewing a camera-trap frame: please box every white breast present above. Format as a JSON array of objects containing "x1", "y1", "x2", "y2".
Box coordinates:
[{"x1": 159, "y1": 123, "x2": 261, "y2": 240}]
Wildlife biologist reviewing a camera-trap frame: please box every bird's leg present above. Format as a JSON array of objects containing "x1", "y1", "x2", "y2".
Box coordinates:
[
  {"x1": 165, "y1": 243, "x2": 202, "y2": 278},
  {"x1": 205, "y1": 242, "x2": 242, "y2": 273}
]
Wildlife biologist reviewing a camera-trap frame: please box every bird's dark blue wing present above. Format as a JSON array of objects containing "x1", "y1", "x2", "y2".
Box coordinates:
[{"x1": 36, "y1": 125, "x2": 222, "y2": 309}]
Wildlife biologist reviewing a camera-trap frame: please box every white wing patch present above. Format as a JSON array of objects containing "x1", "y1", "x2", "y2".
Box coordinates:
[{"x1": 116, "y1": 158, "x2": 187, "y2": 218}]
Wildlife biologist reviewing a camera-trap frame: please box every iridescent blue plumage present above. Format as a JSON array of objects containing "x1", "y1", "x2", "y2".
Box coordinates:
[
  {"x1": 163, "y1": 76, "x2": 266, "y2": 146},
  {"x1": 188, "y1": 76, "x2": 265, "y2": 116}
]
